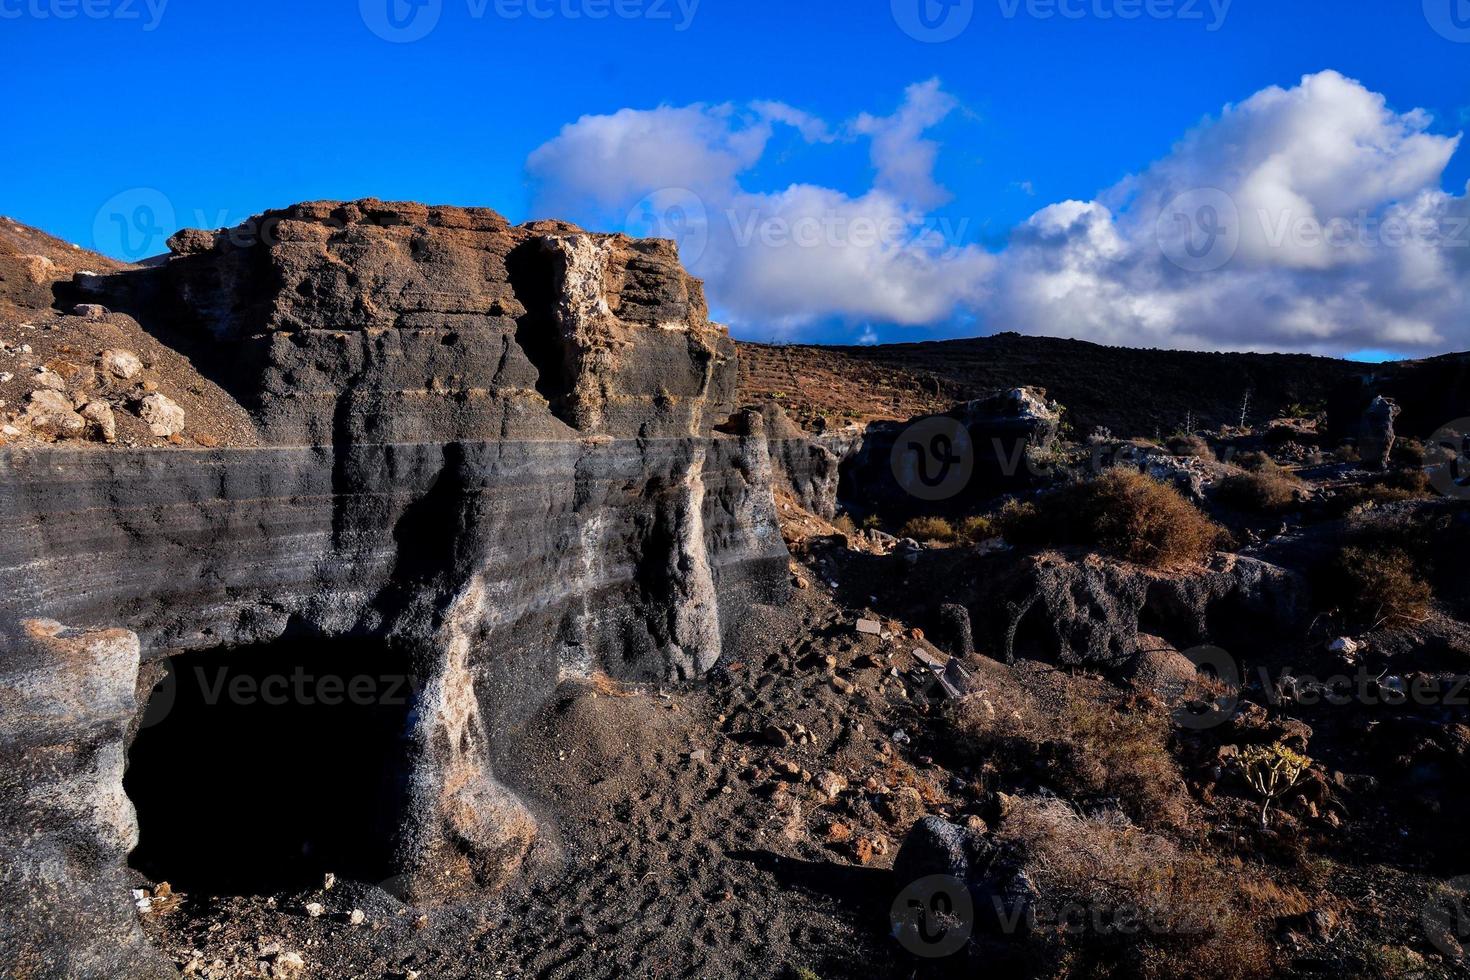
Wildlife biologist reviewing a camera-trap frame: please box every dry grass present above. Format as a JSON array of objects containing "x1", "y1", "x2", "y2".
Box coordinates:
[
  {"x1": 998, "y1": 797, "x2": 1278, "y2": 980},
  {"x1": 999, "y1": 471, "x2": 1225, "y2": 568},
  {"x1": 951, "y1": 692, "x2": 1190, "y2": 829}
]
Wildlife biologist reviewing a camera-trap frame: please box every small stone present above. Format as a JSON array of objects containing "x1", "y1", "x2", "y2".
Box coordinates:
[
  {"x1": 348, "y1": 908, "x2": 365, "y2": 926},
  {"x1": 80, "y1": 400, "x2": 116, "y2": 443},
  {"x1": 72, "y1": 303, "x2": 109, "y2": 320},
  {"x1": 793, "y1": 576, "x2": 809, "y2": 589},
  {"x1": 814, "y1": 771, "x2": 847, "y2": 798},
  {"x1": 831, "y1": 676, "x2": 854, "y2": 695},
  {"x1": 0, "y1": 372, "x2": 12, "y2": 383},
  {"x1": 100, "y1": 348, "x2": 143, "y2": 381},
  {"x1": 32, "y1": 368, "x2": 66, "y2": 391},
  {"x1": 304, "y1": 902, "x2": 324, "y2": 918},
  {"x1": 138, "y1": 392, "x2": 185, "y2": 437},
  {"x1": 322, "y1": 872, "x2": 335, "y2": 891},
  {"x1": 855, "y1": 619, "x2": 882, "y2": 635},
  {"x1": 763, "y1": 724, "x2": 792, "y2": 747},
  {"x1": 271, "y1": 951, "x2": 305, "y2": 978},
  {"x1": 688, "y1": 749, "x2": 707, "y2": 764}
]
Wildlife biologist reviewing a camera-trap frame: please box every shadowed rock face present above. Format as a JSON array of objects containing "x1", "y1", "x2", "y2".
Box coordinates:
[{"x1": 0, "y1": 201, "x2": 789, "y2": 977}]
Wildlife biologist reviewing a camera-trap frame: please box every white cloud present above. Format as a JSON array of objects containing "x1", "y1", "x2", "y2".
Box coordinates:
[
  {"x1": 526, "y1": 80, "x2": 991, "y2": 337},
  {"x1": 527, "y1": 71, "x2": 1470, "y2": 356},
  {"x1": 993, "y1": 70, "x2": 1469, "y2": 355}
]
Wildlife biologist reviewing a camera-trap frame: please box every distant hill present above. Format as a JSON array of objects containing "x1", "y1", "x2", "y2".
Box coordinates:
[{"x1": 739, "y1": 332, "x2": 1380, "y2": 437}]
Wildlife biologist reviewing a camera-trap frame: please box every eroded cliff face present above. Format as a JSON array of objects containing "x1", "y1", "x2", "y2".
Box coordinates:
[{"x1": 0, "y1": 201, "x2": 788, "y2": 978}]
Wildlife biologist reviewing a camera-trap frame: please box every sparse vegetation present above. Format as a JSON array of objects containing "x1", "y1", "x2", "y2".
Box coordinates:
[
  {"x1": 899, "y1": 515, "x2": 956, "y2": 543},
  {"x1": 1230, "y1": 743, "x2": 1311, "y2": 829},
  {"x1": 997, "y1": 470, "x2": 1225, "y2": 568},
  {"x1": 958, "y1": 514, "x2": 993, "y2": 543},
  {"x1": 1166, "y1": 433, "x2": 1212, "y2": 459},
  {"x1": 998, "y1": 797, "x2": 1277, "y2": 980},
  {"x1": 1316, "y1": 544, "x2": 1431, "y2": 629},
  {"x1": 951, "y1": 693, "x2": 1190, "y2": 829},
  {"x1": 1215, "y1": 469, "x2": 1301, "y2": 513}
]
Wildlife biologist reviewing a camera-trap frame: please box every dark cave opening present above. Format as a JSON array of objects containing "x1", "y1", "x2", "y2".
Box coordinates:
[{"x1": 124, "y1": 638, "x2": 417, "y2": 896}]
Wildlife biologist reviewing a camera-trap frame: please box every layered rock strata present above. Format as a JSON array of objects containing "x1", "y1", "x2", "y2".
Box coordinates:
[{"x1": 0, "y1": 201, "x2": 789, "y2": 977}]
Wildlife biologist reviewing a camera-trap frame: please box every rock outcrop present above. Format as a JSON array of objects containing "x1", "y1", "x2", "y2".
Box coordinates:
[
  {"x1": 837, "y1": 388, "x2": 1061, "y2": 519},
  {"x1": 977, "y1": 550, "x2": 1306, "y2": 667},
  {"x1": 0, "y1": 201, "x2": 790, "y2": 977}
]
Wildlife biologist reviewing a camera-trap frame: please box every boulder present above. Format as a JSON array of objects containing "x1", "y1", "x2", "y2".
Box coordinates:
[
  {"x1": 80, "y1": 400, "x2": 116, "y2": 443},
  {"x1": 1360, "y1": 395, "x2": 1400, "y2": 470},
  {"x1": 23, "y1": 388, "x2": 86, "y2": 439},
  {"x1": 99, "y1": 349, "x2": 143, "y2": 381},
  {"x1": 138, "y1": 392, "x2": 184, "y2": 437}
]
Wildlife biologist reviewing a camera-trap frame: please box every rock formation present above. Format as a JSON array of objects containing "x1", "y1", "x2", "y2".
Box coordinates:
[{"x1": 0, "y1": 201, "x2": 790, "y2": 977}]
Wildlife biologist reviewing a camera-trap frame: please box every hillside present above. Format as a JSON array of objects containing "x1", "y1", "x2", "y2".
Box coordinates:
[{"x1": 739, "y1": 333, "x2": 1369, "y2": 436}]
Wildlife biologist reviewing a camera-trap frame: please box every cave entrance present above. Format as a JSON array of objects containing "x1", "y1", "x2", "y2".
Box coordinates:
[{"x1": 125, "y1": 638, "x2": 417, "y2": 896}]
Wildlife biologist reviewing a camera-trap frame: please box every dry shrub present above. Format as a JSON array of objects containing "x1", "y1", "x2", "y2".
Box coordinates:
[
  {"x1": 952, "y1": 693, "x2": 1190, "y2": 829},
  {"x1": 998, "y1": 797, "x2": 1277, "y2": 980},
  {"x1": 1003, "y1": 471, "x2": 1224, "y2": 568},
  {"x1": 831, "y1": 513, "x2": 856, "y2": 537},
  {"x1": 1166, "y1": 433, "x2": 1212, "y2": 459},
  {"x1": 1215, "y1": 470, "x2": 1301, "y2": 513},
  {"x1": 959, "y1": 514, "x2": 994, "y2": 543},
  {"x1": 1317, "y1": 545, "x2": 1431, "y2": 629},
  {"x1": 900, "y1": 515, "x2": 956, "y2": 543}
]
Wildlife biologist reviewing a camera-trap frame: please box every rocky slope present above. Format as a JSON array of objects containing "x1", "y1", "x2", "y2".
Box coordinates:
[{"x1": 0, "y1": 202, "x2": 790, "y2": 978}]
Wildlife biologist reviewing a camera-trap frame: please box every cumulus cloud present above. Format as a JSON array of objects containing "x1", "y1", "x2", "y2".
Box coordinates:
[
  {"x1": 526, "y1": 80, "x2": 992, "y2": 338},
  {"x1": 993, "y1": 70, "x2": 1469, "y2": 355},
  {"x1": 528, "y1": 71, "x2": 1470, "y2": 355}
]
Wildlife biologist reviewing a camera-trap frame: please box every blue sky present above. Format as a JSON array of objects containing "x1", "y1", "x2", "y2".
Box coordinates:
[{"x1": 3, "y1": 0, "x2": 1469, "y2": 356}]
